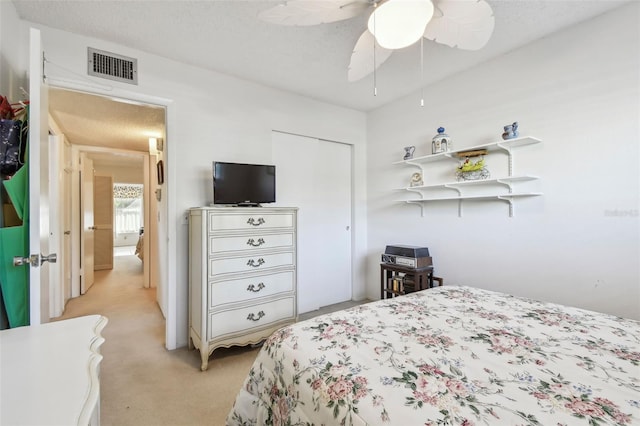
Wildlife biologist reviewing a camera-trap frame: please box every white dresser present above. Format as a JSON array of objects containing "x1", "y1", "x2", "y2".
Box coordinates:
[
  {"x1": 188, "y1": 206, "x2": 298, "y2": 371},
  {"x1": 0, "y1": 315, "x2": 108, "y2": 425}
]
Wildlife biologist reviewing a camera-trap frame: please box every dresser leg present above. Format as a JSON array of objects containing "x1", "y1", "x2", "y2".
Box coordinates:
[{"x1": 200, "y1": 351, "x2": 209, "y2": 371}]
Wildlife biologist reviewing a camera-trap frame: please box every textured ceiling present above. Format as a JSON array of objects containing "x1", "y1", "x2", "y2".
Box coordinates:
[
  {"x1": 11, "y1": 0, "x2": 630, "y2": 161},
  {"x1": 13, "y1": 0, "x2": 629, "y2": 112},
  {"x1": 49, "y1": 87, "x2": 165, "y2": 156}
]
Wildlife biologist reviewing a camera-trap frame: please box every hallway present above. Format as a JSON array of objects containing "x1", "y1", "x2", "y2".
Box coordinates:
[
  {"x1": 57, "y1": 252, "x2": 155, "y2": 322},
  {"x1": 55, "y1": 253, "x2": 168, "y2": 424},
  {"x1": 54, "y1": 252, "x2": 259, "y2": 425},
  {"x1": 114, "y1": 245, "x2": 136, "y2": 257}
]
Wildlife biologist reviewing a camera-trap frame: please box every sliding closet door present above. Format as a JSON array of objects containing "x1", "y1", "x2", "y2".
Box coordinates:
[{"x1": 272, "y1": 131, "x2": 352, "y2": 313}]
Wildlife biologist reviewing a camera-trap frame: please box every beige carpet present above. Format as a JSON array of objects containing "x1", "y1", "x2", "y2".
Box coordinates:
[{"x1": 56, "y1": 254, "x2": 259, "y2": 426}]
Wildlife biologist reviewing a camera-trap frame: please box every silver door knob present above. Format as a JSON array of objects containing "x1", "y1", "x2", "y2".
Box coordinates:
[
  {"x1": 13, "y1": 256, "x2": 34, "y2": 266},
  {"x1": 13, "y1": 253, "x2": 57, "y2": 267},
  {"x1": 41, "y1": 253, "x2": 57, "y2": 264}
]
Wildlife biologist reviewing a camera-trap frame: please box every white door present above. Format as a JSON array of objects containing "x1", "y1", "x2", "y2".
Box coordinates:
[
  {"x1": 27, "y1": 28, "x2": 52, "y2": 324},
  {"x1": 63, "y1": 143, "x2": 72, "y2": 304},
  {"x1": 93, "y1": 175, "x2": 113, "y2": 270},
  {"x1": 272, "y1": 131, "x2": 352, "y2": 312},
  {"x1": 80, "y1": 154, "x2": 95, "y2": 293},
  {"x1": 48, "y1": 134, "x2": 64, "y2": 318}
]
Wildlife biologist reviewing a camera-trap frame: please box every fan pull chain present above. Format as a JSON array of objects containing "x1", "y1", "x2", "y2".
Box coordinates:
[
  {"x1": 420, "y1": 37, "x2": 424, "y2": 107},
  {"x1": 373, "y1": 2, "x2": 377, "y2": 97}
]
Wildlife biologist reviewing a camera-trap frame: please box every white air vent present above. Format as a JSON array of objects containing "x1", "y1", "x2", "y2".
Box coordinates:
[{"x1": 87, "y1": 47, "x2": 138, "y2": 85}]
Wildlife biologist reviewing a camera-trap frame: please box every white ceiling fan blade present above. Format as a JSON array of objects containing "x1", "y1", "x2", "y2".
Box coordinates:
[
  {"x1": 424, "y1": 0, "x2": 494, "y2": 50},
  {"x1": 258, "y1": 0, "x2": 370, "y2": 26},
  {"x1": 348, "y1": 30, "x2": 394, "y2": 82}
]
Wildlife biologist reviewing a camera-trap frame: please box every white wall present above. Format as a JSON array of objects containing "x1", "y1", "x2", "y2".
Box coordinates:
[
  {"x1": 16, "y1": 18, "x2": 367, "y2": 347},
  {"x1": 367, "y1": 3, "x2": 640, "y2": 320},
  {"x1": 0, "y1": 1, "x2": 24, "y2": 100}
]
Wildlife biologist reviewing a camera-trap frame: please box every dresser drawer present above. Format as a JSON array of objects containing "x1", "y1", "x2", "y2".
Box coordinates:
[
  {"x1": 208, "y1": 212, "x2": 294, "y2": 232},
  {"x1": 209, "y1": 252, "x2": 294, "y2": 276},
  {"x1": 209, "y1": 271, "x2": 294, "y2": 307},
  {"x1": 209, "y1": 232, "x2": 293, "y2": 255},
  {"x1": 208, "y1": 296, "x2": 295, "y2": 340}
]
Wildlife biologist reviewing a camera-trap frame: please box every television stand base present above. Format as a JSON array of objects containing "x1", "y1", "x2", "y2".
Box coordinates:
[{"x1": 235, "y1": 203, "x2": 262, "y2": 207}]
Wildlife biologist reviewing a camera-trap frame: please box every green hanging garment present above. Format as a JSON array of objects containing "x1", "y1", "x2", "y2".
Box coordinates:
[{"x1": 0, "y1": 160, "x2": 30, "y2": 327}]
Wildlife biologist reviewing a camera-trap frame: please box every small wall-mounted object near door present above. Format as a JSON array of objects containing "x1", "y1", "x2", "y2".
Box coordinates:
[
  {"x1": 148, "y1": 137, "x2": 163, "y2": 153},
  {"x1": 156, "y1": 160, "x2": 164, "y2": 185}
]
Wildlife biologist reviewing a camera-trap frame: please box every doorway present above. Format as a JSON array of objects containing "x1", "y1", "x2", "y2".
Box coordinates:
[
  {"x1": 113, "y1": 182, "x2": 144, "y2": 258},
  {"x1": 48, "y1": 87, "x2": 166, "y2": 321}
]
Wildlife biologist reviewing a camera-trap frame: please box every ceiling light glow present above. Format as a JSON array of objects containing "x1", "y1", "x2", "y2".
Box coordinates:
[{"x1": 367, "y1": 0, "x2": 434, "y2": 50}]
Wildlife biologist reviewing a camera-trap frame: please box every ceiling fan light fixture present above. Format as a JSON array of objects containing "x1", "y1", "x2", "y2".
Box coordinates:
[{"x1": 367, "y1": 0, "x2": 434, "y2": 50}]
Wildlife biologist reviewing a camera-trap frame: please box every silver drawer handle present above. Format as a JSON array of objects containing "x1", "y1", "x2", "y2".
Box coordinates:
[
  {"x1": 247, "y1": 258, "x2": 265, "y2": 268},
  {"x1": 247, "y1": 283, "x2": 265, "y2": 292},
  {"x1": 247, "y1": 238, "x2": 265, "y2": 247},
  {"x1": 247, "y1": 311, "x2": 265, "y2": 322},
  {"x1": 247, "y1": 217, "x2": 265, "y2": 226}
]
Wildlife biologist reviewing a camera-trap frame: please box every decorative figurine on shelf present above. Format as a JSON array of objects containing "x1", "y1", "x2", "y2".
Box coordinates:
[
  {"x1": 403, "y1": 146, "x2": 415, "y2": 160},
  {"x1": 410, "y1": 172, "x2": 423, "y2": 187},
  {"x1": 432, "y1": 127, "x2": 452, "y2": 154},
  {"x1": 455, "y1": 149, "x2": 490, "y2": 181},
  {"x1": 502, "y1": 121, "x2": 519, "y2": 140}
]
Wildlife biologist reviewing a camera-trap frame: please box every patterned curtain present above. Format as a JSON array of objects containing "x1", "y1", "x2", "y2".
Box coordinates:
[{"x1": 113, "y1": 184, "x2": 143, "y2": 199}]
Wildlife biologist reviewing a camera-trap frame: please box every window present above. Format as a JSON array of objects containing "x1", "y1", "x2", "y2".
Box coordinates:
[{"x1": 114, "y1": 184, "x2": 143, "y2": 234}]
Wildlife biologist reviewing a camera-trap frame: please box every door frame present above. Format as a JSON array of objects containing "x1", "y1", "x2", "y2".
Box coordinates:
[
  {"x1": 70, "y1": 145, "x2": 151, "y2": 291},
  {"x1": 45, "y1": 81, "x2": 177, "y2": 349}
]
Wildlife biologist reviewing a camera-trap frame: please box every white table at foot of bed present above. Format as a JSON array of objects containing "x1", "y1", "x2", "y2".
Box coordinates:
[{"x1": 0, "y1": 315, "x2": 108, "y2": 426}]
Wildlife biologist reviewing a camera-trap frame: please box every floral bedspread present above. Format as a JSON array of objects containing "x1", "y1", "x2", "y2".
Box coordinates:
[{"x1": 227, "y1": 286, "x2": 640, "y2": 426}]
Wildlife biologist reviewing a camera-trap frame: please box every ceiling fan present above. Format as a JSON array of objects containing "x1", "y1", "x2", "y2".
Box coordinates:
[{"x1": 258, "y1": 0, "x2": 495, "y2": 82}]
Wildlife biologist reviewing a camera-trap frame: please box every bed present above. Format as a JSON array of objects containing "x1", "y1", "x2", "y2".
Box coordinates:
[
  {"x1": 135, "y1": 231, "x2": 143, "y2": 261},
  {"x1": 227, "y1": 286, "x2": 639, "y2": 426}
]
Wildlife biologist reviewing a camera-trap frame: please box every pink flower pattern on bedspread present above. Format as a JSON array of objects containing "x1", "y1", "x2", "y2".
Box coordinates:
[{"x1": 226, "y1": 286, "x2": 640, "y2": 426}]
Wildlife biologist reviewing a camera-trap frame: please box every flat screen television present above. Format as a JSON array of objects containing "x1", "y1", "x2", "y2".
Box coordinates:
[{"x1": 212, "y1": 161, "x2": 276, "y2": 206}]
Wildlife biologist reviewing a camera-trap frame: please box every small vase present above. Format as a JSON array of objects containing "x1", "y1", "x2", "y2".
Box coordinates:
[
  {"x1": 432, "y1": 127, "x2": 452, "y2": 154},
  {"x1": 502, "y1": 121, "x2": 519, "y2": 140},
  {"x1": 403, "y1": 146, "x2": 415, "y2": 160}
]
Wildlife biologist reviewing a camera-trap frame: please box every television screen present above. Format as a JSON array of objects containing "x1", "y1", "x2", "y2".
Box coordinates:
[{"x1": 213, "y1": 161, "x2": 276, "y2": 206}]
